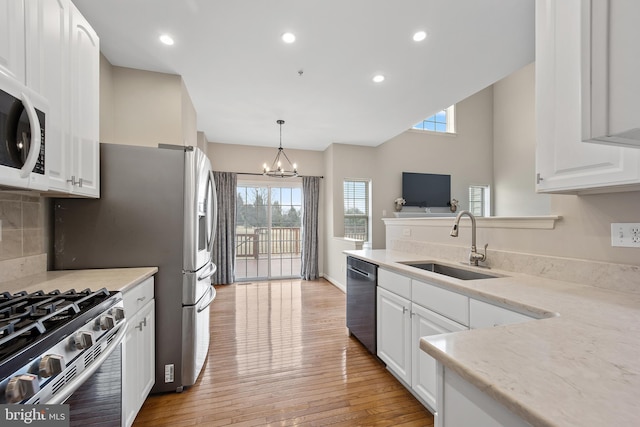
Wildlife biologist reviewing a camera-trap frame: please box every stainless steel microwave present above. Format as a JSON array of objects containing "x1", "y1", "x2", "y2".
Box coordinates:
[{"x1": 0, "y1": 72, "x2": 48, "y2": 191}]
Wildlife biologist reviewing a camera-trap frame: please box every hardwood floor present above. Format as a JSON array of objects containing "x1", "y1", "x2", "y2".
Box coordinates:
[{"x1": 134, "y1": 279, "x2": 434, "y2": 426}]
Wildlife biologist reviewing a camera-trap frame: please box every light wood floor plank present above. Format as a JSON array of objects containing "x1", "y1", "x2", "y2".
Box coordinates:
[{"x1": 134, "y1": 279, "x2": 434, "y2": 426}]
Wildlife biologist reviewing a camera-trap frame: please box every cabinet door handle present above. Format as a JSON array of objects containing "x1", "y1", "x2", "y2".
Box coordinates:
[
  {"x1": 402, "y1": 306, "x2": 408, "y2": 314},
  {"x1": 137, "y1": 296, "x2": 146, "y2": 303},
  {"x1": 135, "y1": 318, "x2": 147, "y2": 331},
  {"x1": 536, "y1": 173, "x2": 544, "y2": 184},
  {"x1": 66, "y1": 176, "x2": 85, "y2": 187}
]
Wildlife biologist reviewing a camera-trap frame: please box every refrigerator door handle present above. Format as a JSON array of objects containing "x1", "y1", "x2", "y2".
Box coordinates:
[
  {"x1": 197, "y1": 262, "x2": 217, "y2": 281},
  {"x1": 197, "y1": 285, "x2": 216, "y2": 313}
]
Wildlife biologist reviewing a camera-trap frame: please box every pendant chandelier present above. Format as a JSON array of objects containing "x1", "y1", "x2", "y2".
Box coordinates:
[{"x1": 263, "y1": 119, "x2": 298, "y2": 178}]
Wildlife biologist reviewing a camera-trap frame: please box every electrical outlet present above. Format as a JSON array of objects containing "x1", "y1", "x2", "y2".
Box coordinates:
[
  {"x1": 611, "y1": 223, "x2": 640, "y2": 247},
  {"x1": 403, "y1": 228, "x2": 411, "y2": 237},
  {"x1": 164, "y1": 364, "x2": 175, "y2": 382}
]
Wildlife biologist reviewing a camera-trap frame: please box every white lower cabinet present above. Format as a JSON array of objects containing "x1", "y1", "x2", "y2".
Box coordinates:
[
  {"x1": 437, "y1": 365, "x2": 531, "y2": 427},
  {"x1": 377, "y1": 272, "x2": 470, "y2": 415},
  {"x1": 123, "y1": 277, "x2": 156, "y2": 427},
  {"x1": 376, "y1": 267, "x2": 538, "y2": 421},
  {"x1": 377, "y1": 286, "x2": 412, "y2": 384},
  {"x1": 411, "y1": 303, "x2": 467, "y2": 412}
]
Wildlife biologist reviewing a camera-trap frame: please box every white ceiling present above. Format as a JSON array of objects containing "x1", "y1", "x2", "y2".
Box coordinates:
[{"x1": 73, "y1": 0, "x2": 534, "y2": 151}]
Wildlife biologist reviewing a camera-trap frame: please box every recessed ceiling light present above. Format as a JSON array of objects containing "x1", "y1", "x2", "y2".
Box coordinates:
[
  {"x1": 372, "y1": 75, "x2": 385, "y2": 83},
  {"x1": 159, "y1": 34, "x2": 174, "y2": 46},
  {"x1": 413, "y1": 31, "x2": 427, "y2": 42},
  {"x1": 282, "y1": 32, "x2": 296, "y2": 43}
]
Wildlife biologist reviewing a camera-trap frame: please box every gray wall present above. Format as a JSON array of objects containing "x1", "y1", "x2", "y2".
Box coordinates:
[{"x1": 493, "y1": 63, "x2": 551, "y2": 216}]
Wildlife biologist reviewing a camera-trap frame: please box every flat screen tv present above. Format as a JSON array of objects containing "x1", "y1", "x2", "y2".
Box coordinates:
[{"x1": 402, "y1": 172, "x2": 451, "y2": 207}]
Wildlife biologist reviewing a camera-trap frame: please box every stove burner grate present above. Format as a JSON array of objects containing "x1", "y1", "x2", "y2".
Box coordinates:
[{"x1": 0, "y1": 288, "x2": 114, "y2": 366}]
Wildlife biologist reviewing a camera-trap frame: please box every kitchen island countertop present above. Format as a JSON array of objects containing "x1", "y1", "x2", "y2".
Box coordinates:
[
  {"x1": 0, "y1": 267, "x2": 158, "y2": 295},
  {"x1": 346, "y1": 249, "x2": 640, "y2": 427}
]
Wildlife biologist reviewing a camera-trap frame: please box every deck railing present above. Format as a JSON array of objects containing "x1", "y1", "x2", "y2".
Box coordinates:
[{"x1": 236, "y1": 227, "x2": 301, "y2": 259}]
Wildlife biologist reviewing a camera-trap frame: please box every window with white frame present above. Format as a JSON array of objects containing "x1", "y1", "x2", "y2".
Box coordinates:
[
  {"x1": 468, "y1": 185, "x2": 490, "y2": 217},
  {"x1": 412, "y1": 105, "x2": 456, "y2": 133},
  {"x1": 343, "y1": 179, "x2": 370, "y2": 241}
]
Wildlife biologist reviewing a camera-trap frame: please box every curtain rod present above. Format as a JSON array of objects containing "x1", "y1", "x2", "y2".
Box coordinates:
[{"x1": 222, "y1": 172, "x2": 324, "y2": 179}]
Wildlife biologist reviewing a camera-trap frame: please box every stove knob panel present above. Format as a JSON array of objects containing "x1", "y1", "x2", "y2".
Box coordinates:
[
  {"x1": 5, "y1": 374, "x2": 40, "y2": 403},
  {"x1": 99, "y1": 314, "x2": 116, "y2": 330},
  {"x1": 39, "y1": 354, "x2": 66, "y2": 378},
  {"x1": 72, "y1": 331, "x2": 93, "y2": 350},
  {"x1": 110, "y1": 307, "x2": 125, "y2": 321}
]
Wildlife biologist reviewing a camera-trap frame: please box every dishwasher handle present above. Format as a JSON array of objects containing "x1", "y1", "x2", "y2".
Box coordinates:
[{"x1": 347, "y1": 265, "x2": 373, "y2": 279}]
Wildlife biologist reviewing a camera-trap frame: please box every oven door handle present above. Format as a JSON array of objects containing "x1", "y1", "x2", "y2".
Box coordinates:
[{"x1": 47, "y1": 320, "x2": 128, "y2": 405}]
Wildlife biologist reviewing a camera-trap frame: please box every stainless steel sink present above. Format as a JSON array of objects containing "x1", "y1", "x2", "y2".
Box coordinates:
[{"x1": 400, "y1": 261, "x2": 503, "y2": 280}]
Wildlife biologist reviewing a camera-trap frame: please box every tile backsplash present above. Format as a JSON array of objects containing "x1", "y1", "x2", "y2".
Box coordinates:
[{"x1": 0, "y1": 191, "x2": 45, "y2": 261}]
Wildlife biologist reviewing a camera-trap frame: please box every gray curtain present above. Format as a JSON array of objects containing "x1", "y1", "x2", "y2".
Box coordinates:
[
  {"x1": 212, "y1": 171, "x2": 237, "y2": 284},
  {"x1": 301, "y1": 176, "x2": 320, "y2": 280}
]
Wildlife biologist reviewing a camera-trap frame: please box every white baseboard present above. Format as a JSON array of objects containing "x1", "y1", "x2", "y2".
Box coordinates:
[{"x1": 322, "y1": 274, "x2": 346, "y2": 293}]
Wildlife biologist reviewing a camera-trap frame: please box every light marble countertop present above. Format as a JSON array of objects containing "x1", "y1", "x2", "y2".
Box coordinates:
[
  {"x1": 346, "y1": 249, "x2": 640, "y2": 427},
  {"x1": 0, "y1": 267, "x2": 158, "y2": 295}
]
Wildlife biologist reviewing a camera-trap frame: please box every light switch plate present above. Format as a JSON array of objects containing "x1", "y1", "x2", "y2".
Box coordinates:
[{"x1": 611, "y1": 223, "x2": 640, "y2": 247}]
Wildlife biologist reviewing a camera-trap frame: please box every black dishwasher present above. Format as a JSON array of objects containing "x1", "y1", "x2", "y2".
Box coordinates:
[{"x1": 346, "y1": 256, "x2": 378, "y2": 354}]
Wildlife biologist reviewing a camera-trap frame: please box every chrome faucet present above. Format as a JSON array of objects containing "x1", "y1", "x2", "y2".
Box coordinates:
[{"x1": 450, "y1": 210, "x2": 488, "y2": 266}]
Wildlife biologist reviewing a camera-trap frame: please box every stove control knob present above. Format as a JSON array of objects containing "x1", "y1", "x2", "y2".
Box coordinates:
[
  {"x1": 39, "y1": 354, "x2": 66, "y2": 378},
  {"x1": 5, "y1": 374, "x2": 40, "y2": 403},
  {"x1": 73, "y1": 331, "x2": 93, "y2": 350},
  {"x1": 99, "y1": 314, "x2": 116, "y2": 330},
  {"x1": 110, "y1": 307, "x2": 125, "y2": 321}
]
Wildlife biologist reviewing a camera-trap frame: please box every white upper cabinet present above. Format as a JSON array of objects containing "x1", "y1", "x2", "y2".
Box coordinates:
[
  {"x1": 68, "y1": 2, "x2": 99, "y2": 197},
  {"x1": 581, "y1": 0, "x2": 640, "y2": 149},
  {"x1": 0, "y1": 0, "x2": 26, "y2": 83},
  {"x1": 25, "y1": 0, "x2": 71, "y2": 192},
  {"x1": 25, "y1": 0, "x2": 100, "y2": 197},
  {"x1": 535, "y1": 0, "x2": 640, "y2": 194}
]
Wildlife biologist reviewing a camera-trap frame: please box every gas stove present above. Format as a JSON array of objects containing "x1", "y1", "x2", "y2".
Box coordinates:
[{"x1": 0, "y1": 288, "x2": 126, "y2": 405}]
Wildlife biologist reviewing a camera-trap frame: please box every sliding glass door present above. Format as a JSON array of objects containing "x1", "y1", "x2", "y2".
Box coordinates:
[{"x1": 235, "y1": 182, "x2": 302, "y2": 280}]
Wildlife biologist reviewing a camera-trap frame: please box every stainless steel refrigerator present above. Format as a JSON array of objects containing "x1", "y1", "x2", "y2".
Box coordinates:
[{"x1": 54, "y1": 143, "x2": 217, "y2": 393}]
